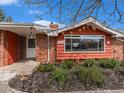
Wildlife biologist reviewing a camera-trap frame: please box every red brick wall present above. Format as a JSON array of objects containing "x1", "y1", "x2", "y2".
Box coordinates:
[
  {"x1": 36, "y1": 26, "x2": 124, "y2": 64},
  {"x1": 36, "y1": 34, "x2": 56, "y2": 64},
  {"x1": 0, "y1": 31, "x2": 26, "y2": 67},
  {"x1": 56, "y1": 26, "x2": 113, "y2": 61},
  {"x1": 36, "y1": 34, "x2": 48, "y2": 63},
  {"x1": 112, "y1": 38, "x2": 124, "y2": 60},
  {"x1": 6, "y1": 32, "x2": 26, "y2": 64}
]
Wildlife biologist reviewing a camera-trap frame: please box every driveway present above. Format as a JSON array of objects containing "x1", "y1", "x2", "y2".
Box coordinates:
[{"x1": 0, "y1": 60, "x2": 40, "y2": 93}]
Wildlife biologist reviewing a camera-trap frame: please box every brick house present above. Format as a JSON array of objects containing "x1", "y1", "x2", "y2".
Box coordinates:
[{"x1": 0, "y1": 17, "x2": 124, "y2": 67}]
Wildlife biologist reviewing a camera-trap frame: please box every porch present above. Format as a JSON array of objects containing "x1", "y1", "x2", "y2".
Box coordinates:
[{"x1": 0, "y1": 23, "x2": 44, "y2": 67}]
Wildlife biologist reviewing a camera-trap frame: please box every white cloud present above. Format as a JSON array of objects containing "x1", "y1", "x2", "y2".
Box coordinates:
[
  {"x1": 34, "y1": 20, "x2": 65, "y2": 28},
  {"x1": 0, "y1": 0, "x2": 18, "y2": 5},
  {"x1": 34, "y1": 20, "x2": 51, "y2": 26},
  {"x1": 28, "y1": 10, "x2": 42, "y2": 15}
]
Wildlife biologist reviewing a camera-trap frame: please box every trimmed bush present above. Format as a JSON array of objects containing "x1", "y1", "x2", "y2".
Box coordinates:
[
  {"x1": 60, "y1": 60, "x2": 74, "y2": 69},
  {"x1": 51, "y1": 68, "x2": 70, "y2": 86},
  {"x1": 84, "y1": 59, "x2": 96, "y2": 67},
  {"x1": 99, "y1": 58, "x2": 119, "y2": 68},
  {"x1": 37, "y1": 64, "x2": 55, "y2": 72}
]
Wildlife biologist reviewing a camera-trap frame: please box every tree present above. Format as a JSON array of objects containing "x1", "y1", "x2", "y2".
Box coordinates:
[
  {"x1": 6, "y1": 16, "x2": 13, "y2": 22},
  {"x1": 24, "y1": 0, "x2": 124, "y2": 26},
  {"x1": 0, "y1": 8, "x2": 5, "y2": 22},
  {"x1": 0, "y1": 8, "x2": 13, "y2": 22}
]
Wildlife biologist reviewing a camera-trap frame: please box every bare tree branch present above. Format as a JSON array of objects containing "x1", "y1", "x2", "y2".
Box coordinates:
[
  {"x1": 115, "y1": 0, "x2": 121, "y2": 22},
  {"x1": 24, "y1": 0, "x2": 124, "y2": 27},
  {"x1": 73, "y1": 0, "x2": 84, "y2": 24}
]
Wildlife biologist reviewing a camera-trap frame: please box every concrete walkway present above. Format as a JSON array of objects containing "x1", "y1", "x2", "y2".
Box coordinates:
[
  {"x1": 0, "y1": 60, "x2": 40, "y2": 93},
  {"x1": 0, "y1": 60, "x2": 40, "y2": 76},
  {"x1": 57, "y1": 89, "x2": 124, "y2": 93}
]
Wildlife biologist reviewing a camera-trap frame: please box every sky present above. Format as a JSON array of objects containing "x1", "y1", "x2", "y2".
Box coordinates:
[
  {"x1": 0, "y1": 0, "x2": 60, "y2": 26},
  {"x1": 0, "y1": 0, "x2": 124, "y2": 30}
]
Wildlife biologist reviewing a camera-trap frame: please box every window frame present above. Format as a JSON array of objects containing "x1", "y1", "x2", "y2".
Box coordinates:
[
  {"x1": 64, "y1": 35, "x2": 105, "y2": 53},
  {"x1": 28, "y1": 38, "x2": 36, "y2": 48},
  {"x1": 26, "y1": 34, "x2": 36, "y2": 49}
]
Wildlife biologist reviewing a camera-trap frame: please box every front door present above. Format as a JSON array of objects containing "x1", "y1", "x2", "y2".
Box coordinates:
[{"x1": 26, "y1": 36, "x2": 36, "y2": 58}]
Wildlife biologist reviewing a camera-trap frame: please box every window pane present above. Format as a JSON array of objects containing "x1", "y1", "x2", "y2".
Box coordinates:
[
  {"x1": 99, "y1": 39, "x2": 104, "y2": 51},
  {"x1": 82, "y1": 39, "x2": 98, "y2": 51},
  {"x1": 28, "y1": 39, "x2": 35, "y2": 48},
  {"x1": 72, "y1": 39, "x2": 82, "y2": 51},
  {"x1": 64, "y1": 35, "x2": 104, "y2": 52},
  {"x1": 65, "y1": 39, "x2": 71, "y2": 51}
]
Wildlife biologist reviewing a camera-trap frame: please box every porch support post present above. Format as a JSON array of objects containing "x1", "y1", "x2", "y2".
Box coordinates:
[{"x1": 0, "y1": 31, "x2": 4, "y2": 67}]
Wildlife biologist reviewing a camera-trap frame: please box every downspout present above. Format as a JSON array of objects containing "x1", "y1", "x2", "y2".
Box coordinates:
[
  {"x1": 47, "y1": 34, "x2": 50, "y2": 63},
  {"x1": 34, "y1": 25, "x2": 50, "y2": 63},
  {"x1": 42, "y1": 30, "x2": 57, "y2": 64},
  {"x1": 39, "y1": 29, "x2": 50, "y2": 64}
]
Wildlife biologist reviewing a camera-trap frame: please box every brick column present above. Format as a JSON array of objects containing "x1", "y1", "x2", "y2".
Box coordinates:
[
  {"x1": 0, "y1": 31, "x2": 4, "y2": 67},
  {"x1": 36, "y1": 34, "x2": 48, "y2": 63},
  {"x1": 49, "y1": 37, "x2": 56, "y2": 64}
]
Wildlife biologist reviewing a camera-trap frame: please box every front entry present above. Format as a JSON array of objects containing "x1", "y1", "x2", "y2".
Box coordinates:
[{"x1": 26, "y1": 36, "x2": 36, "y2": 58}]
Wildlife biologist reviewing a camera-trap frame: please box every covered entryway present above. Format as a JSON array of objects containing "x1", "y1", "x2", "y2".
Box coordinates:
[
  {"x1": 0, "y1": 23, "x2": 43, "y2": 67},
  {"x1": 0, "y1": 31, "x2": 27, "y2": 66},
  {"x1": 7, "y1": 32, "x2": 26, "y2": 64}
]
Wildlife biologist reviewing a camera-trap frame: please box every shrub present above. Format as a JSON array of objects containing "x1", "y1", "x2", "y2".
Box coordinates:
[
  {"x1": 120, "y1": 60, "x2": 124, "y2": 66},
  {"x1": 37, "y1": 64, "x2": 55, "y2": 72},
  {"x1": 72, "y1": 65, "x2": 87, "y2": 81},
  {"x1": 73, "y1": 65, "x2": 105, "y2": 87},
  {"x1": 99, "y1": 59, "x2": 109, "y2": 68},
  {"x1": 51, "y1": 68, "x2": 70, "y2": 86},
  {"x1": 87, "y1": 66, "x2": 105, "y2": 86},
  {"x1": 84, "y1": 59, "x2": 96, "y2": 67},
  {"x1": 60, "y1": 60, "x2": 74, "y2": 69},
  {"x1": 99, "y1": 58, "x2": 119, "y2": 68}
]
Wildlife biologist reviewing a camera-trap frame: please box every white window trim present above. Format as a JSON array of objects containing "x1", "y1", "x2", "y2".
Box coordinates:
[{"x1": 64, "y1": 35, "x2": 105, "y2": 53}]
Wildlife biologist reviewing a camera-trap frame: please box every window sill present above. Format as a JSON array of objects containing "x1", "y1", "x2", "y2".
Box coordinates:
[{"x1": 64, "y1": 51, "x2": 105, "y2": 53}]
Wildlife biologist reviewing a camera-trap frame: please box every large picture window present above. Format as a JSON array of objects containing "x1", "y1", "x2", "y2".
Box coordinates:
[{"x1": 65, "y1": 35, "x2": 104, "y2": 52}]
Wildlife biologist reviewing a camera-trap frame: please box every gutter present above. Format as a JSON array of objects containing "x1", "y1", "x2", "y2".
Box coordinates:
[
  {"x1": 116, "y1": 37, "x2": 124, "y2": 42},
  {"x1": 0, "y1": 24, "x2": 36, "y2": 28}
]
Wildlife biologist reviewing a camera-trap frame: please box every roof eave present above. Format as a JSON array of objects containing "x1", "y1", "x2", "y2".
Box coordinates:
[{"x1": 51, "y1": 17, "x2": 124, "y2": 37}]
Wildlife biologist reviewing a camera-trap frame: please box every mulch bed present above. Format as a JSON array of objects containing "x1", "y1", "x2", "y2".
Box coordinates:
[{"x1": 9, "y1": 67, "x2": 124, "y2": 93}]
